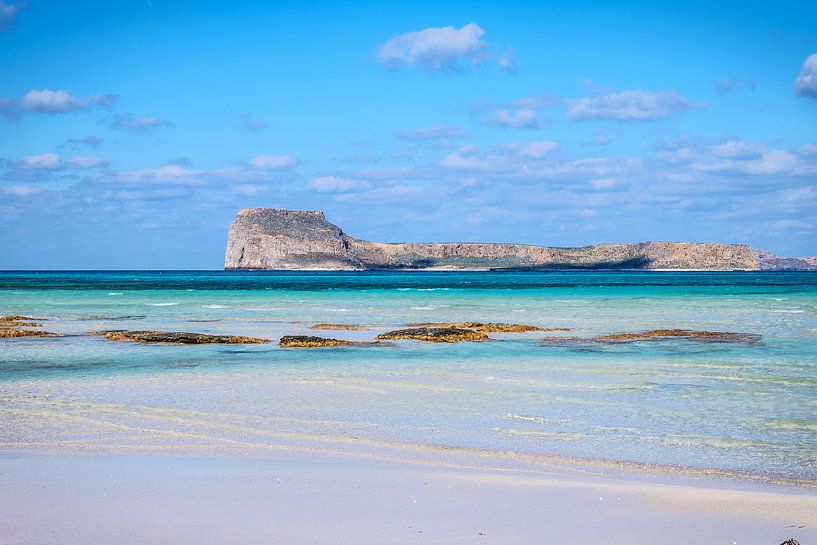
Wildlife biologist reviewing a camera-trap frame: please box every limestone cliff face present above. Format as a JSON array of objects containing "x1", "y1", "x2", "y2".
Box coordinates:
[{"x1": 224, "y1": 208, "x2": 811, "y2": 271}]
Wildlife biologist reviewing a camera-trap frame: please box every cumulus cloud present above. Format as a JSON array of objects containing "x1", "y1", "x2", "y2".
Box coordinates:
[
  {"x1": 655, "y1": 139, "x2": 815, "y2": 178},
  {"x1": 306, "y1": 176, "x2": 371, "y2": 193},
  {"x1": 794, "y1": 53, "x2": 817, "y2": 98},
  {"x1": 108, "y1": 113, "x2": 172, "y2": 132},
  {"x1": 485, "y1": 108, "x2": 539, "y2": 129},
  {"x1": 0, "y1": 89, "x2": 117, "y2": 117},
  {"x1": 249, "y1": 155, "x2": 298, "y2": 170},
  {"x1": 2, "y1": 153, "x2": 107, "y2": 181},
  {"x1": 515, "y1": 140, "x2": 559, "y2": 158},
  {"x1": 9, "y1": 153, "x2": 107, "y2": 171},
  {"x1": 376, "y1": 23, "x2": 488, "y2": 72},
  {"x1": 0, "y1": 1, "x2": 24, "y2": 31},
  {"x1": 566, "y1": 90, "x2": 706, "y2": 121},
  {"x1": 395, "y1": 124, "x2": 467, "y2": 140}
]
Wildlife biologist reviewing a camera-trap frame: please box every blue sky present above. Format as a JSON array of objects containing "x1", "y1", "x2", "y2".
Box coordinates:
[{"x1": 1, "y1": 0, "x2": 816, "y2": 269}]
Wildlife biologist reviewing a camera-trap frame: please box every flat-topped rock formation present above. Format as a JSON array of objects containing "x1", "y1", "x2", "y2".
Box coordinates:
[{"x1": 224, "y1": 208, "x2": 817, "y2": 271}]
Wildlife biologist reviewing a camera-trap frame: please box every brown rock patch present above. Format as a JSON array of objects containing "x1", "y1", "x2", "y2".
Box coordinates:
[
  {"x1": 377, "y1": 327, "x2": 488, "y2": 343},
  {"x1": 408, "y1": 322, "x2": 568, "y2": 333},
  {"x1": 0, "y1": 329, "x2": 57, "y2": 338},
  {"x1": 595, "y1": 329, "x2": 761, "y2": 344},
  {"x1": 542, "y1": 329, "x2": 761, "y2": 346},
  {"x1": 101, "y1": 330, "x2": 270, "y2": 344},
  {"x1": 310, "y1": 323, "x2": 368, "y2": 331},
  {"x1": 279, "y1": 335, "x2": 373, "y2": 348}
]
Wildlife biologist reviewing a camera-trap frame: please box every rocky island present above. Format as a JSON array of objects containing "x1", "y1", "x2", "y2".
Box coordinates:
[{"x1": 224, "y1": 208, "x2": 816, "y2": 271}]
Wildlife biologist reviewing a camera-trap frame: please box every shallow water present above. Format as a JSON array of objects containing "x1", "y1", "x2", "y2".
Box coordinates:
[{"x1": 1, "y1": 271, "x2": 816, "y2": 481}]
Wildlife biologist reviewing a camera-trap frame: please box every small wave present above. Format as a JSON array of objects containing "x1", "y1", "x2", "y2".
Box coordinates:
[
  {"x1": 107, "y1": 292, "x2": 124, "y2": 296},
  {"x1": 147, "y1": 302, "x2": 179, "y2": 307},
  {"x1": 201, "y1": 304, "x2": 226, "y2": 309},
  {"x1": 410, "y1": 306, "x2": 434, "y2": 310},
  {"x1": 326, "y1": 308, "x2": 352, "y2": 312},
  {"x1": 505, "y1": 413, "x2": 569, "y2": 425},
  {"x1": 770, "y1": 309, "x2": 804, "y2": 314}
]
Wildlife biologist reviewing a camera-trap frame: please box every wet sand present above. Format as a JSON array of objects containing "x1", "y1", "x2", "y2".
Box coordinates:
[{"x1": 1, "y1": 449, "x2": 815, "y2": 545}]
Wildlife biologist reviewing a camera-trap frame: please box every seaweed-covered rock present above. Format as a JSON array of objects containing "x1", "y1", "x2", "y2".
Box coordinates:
[
  {"x1": 0, "y1": 329, "x2": 56, "y2": 338},
  {"x1": 542, "y1": 329, "x2": 761, "y2": 346},
  {"x1": 311, "y1": 323, "x2": 368, "y2": 331},
  {"x1": 279, "y1": 335, "x2": 371, "y2": 348},
  {"x1": 100, "y1": 330, "x2": 270, "y2": 344},
  {"x1": 540, "y1": 336, "x2": 594, "y2": 346},
  {"x1": 376, "y1": 327, "x2": 488, "y2": 343},
  {"x1": 595, "y1": 329, "x2": 761, "y2": 344},
  {"x1": 408, "y1": 322, "x2": 552, "y2": 333}
]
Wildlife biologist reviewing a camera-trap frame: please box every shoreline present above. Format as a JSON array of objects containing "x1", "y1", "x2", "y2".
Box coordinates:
[{"x1": 2, "y1": 447, "x2": 815, "y2": 545}]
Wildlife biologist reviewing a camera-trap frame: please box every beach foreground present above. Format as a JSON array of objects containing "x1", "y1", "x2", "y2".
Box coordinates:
[{"x1": 1, "y1": 449, "x2": 815, "y2": 545}]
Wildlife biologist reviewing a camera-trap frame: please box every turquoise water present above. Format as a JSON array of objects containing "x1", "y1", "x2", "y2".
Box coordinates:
[{"x1": 1, "y1": 271, "x2": 816, "y2": 481}]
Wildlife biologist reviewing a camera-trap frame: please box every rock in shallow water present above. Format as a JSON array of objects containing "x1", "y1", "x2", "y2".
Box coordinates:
[
  {"x1": 99, "y1": 331, "x2": 270, "y2": 344},
  {"x1": 0, "y1": 329, "x2": 57, "y2": 338},
  {"x1": 278, "y1": 335, "x2": 375, "y2": 348},
  {"x1": 310, "y1": 323, "x2": 369, "y2": 331},
  {"x1": 376, "y1": 327, "x2": 488, "y2": 343},
  {"x1": 541, "y1": 329, "x2": 761, "y2": 346},
  {"x1": 409, "y1": 322, "x2": 565, "y2": 333}
]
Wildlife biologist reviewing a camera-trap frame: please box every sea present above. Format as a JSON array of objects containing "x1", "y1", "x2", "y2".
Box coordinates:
[{"x1": 1, "y1": 270, "x2": 816, "y2": 483}]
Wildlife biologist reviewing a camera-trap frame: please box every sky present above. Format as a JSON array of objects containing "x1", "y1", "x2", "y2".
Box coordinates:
[{"x1": 1, "y1": 0, "x2": 816, "y2": 269}]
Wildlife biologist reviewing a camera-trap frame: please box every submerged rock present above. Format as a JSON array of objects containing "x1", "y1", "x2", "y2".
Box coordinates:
[
  {"x1": 310, "y1": 323, "x2": 369, "y2": 331},
  {"x1": 0, "y1": 329, "x2": 56, "y2": 338},
  {"x1": 542, "y1": 329, "x2": 761, "y2": 346},
  {"x1": 540, "y1": 336, "x2": 595, "y2": 346},
  {"x1": 100, "y1": 330, "x2": 270, "y2": 344},
  {"x1": 376, "y1": 327, "x2": 488, "y2": 343},
  {"x1": 595, "y1": 329, "x2": 761, "y2": 344},
  {"x1": 279, "y1": 335, "x2": 373, "y2": 348},
  {"x1": 409, "y1": 321, "x2": 567, "y2": 333}
]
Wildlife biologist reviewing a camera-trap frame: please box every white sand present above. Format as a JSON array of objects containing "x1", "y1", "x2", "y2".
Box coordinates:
[{"x1": 1, "y1": 449, "x2": 815, "y2": 545}]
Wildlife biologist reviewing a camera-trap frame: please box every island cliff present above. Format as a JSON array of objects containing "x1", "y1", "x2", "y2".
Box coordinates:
[{"x1": 224, "y1": 208, "x2": 816, "y2": 271}]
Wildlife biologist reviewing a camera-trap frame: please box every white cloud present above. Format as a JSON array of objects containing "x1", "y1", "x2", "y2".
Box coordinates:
[
  {"x1": 13, "y1": 153, "x2": 106, "y2": 170},
  {"x1": 3, "y1": 185, "x2": 41, "y2": 196},
  {"x1": 22, "y1": 90, "x2": 84, "y2": 113},
  {"x1": 487, "y1": 108, "x2": 539, "y2": 129},
  {"x1": 306, "y1": 176, "x2": 371, "y2": 193},
  {"x1": 517, "y1": 140, "x2": 559, "y2": 158},
  {"x1": 104, "y1": 165, "x2": 203, "y2": 185},
  {"x1": 710, "y1": 140, "x2": 764, "y2": 160},
  {"x1": 0, "y1": 89, "x2": 118, "y2": 116},
  {"x1": 249, "y1": 155, "x2": 298, "y2": 170},
  {"x1": 440, "y1": 146, "x2": 506, "y2": 171},
  {"x1": 566, "y1": 90, "x2": 706, "y2": 121},
  {"x1": 794, "y1": 53, "x2": 817, "y2": 98},
  {"x1": 19, "y1": 153, "x2": 61, "y2": 170},
  {"x1": 799, "y1": 144, "x2": 817, "y2": 157},
  {"x1": 395, "y1": 124, "x2": 467, "y2": 140},
  {"x1": 109, "y1": 113, "x2": 172, "y2": 132},
  {"x1": 67, "y1": 156, "x2": 107, "y2": 169},
  {"x1": 377, "y1": 23, "x2": 487, "y2": 72}
]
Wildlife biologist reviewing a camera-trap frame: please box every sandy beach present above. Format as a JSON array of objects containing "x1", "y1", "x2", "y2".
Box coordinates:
[{"x1": 2, "y1": 447, "x2": 816, "y2": 545}]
